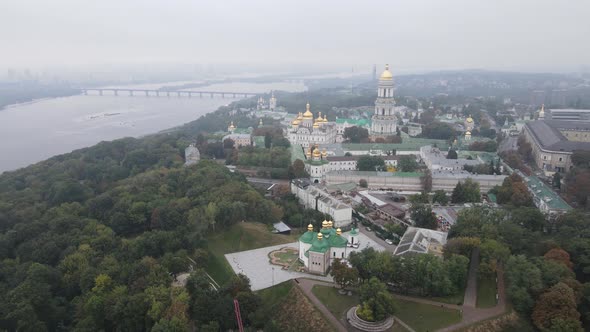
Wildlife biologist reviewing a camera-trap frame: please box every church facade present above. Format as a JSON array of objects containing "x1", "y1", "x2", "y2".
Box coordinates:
[
  {"x1": 287, "y1": 103, "x2": 337, "y2": 148},
  {"x1": 371, "y1": 64, "x2": 398, "y2": 137},
  {"x1": 298, "y1": 221, "x2": 360, "y2": 275}
]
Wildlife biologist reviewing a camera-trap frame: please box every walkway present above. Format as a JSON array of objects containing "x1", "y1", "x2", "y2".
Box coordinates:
[
  {"x1": 295, "y1": 248, "x2": 507, "y2": 332},
  {"x1": 391, "y1": 248, "x2": 507, "y2": 331},
  {"x1": 296, "y1": 278, "x2": 417, "y2": 332}
]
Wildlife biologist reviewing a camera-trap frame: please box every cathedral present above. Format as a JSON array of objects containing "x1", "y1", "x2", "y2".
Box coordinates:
[
  {"x1": 287, "y1": 102, "x2": 337, "y2": 148},
  {"x1": 371, "y1": 64, "x2": 398, "y2": 137}
]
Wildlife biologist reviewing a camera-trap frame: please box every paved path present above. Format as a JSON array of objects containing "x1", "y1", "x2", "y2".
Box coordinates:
[
  {"x1": 462, "y1": 248, "x2": 479, "y2": 308},
  {"x1": 297, "y1": 278, "x2": 418, "y2": 332},
  {"x1": 391, "y1": 250, "x2": 507, "y2": 332}
]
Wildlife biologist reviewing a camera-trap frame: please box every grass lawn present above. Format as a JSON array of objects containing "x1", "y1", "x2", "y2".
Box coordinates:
[
  {"x1": 257, "y1": 280, "x2": 294, "y2": 309},
  {"x1": 206, "y1": 222, "x2": 299, "y2": 285},
  {"x1": 428, "y1": 289, "x2": 465, "y2": 305},
  {"x1": 311, "y1": 285, "x2": 360, "y2": 319},
  {"x1": 477, "y1": 273, "x2": 498, "y2": 308},
  {"x1": 394, "y1": 298, "x2": 462, "y2": 332}
]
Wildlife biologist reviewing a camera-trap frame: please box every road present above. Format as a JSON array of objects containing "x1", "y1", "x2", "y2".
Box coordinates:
[
  {"x1": 498, "y1": 135, "x2": 517, "y2": 154},
  {"x1": 358, "y1": 227, "x2": 397, "y2": 253}
]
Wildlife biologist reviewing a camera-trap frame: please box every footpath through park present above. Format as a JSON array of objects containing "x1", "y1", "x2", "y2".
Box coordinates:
[{"x1": 295, "y1": 247, "x2": 507, "y2": 332}]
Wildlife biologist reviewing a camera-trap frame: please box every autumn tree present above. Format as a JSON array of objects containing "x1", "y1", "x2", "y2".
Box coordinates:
[
  {"x1": 331, "y1": 259, "x2": 359, "y2": 290},
  {"x1": 545, "y1": 248, "x2": 574, "y2": 270},
  {"x1": 531, "y1": 282, "x2": 581, "y2": 331}
]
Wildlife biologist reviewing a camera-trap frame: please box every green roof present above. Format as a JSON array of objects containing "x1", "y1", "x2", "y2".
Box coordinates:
[
  {"x1": 525, "y1": 175, "x2": 572, "y2": 211},
  {"x1": 299, "y1": 230, "x2": 315, "y2": 244},
  {"x1": 335, "y1": 118, "x2": 371, "y2": 126},
  {"x1": 343, "y1": 138, "x2": 449, "y2": 151},
  {"x1": 341, "y1": 171, "x2": 422, "y2": 178},
  {"x1": 302, "y1": 227, "x2": 348, "y2": 253},
  {"x1": 488, "y1": 193, "x2": 497, "y2": 203},
  {"x1": 233, "y1": 128, "x2": 252, "y2": 134}
]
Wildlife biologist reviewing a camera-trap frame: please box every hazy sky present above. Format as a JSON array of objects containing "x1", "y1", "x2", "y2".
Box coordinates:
[{"x1": 2, "y1": 0, "x2": 590, "y2": 72}]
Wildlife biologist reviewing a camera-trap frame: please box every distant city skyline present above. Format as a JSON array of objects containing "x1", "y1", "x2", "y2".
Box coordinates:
[{"x1": 2, "y1": 0, "x2": 590, "y2": 73}]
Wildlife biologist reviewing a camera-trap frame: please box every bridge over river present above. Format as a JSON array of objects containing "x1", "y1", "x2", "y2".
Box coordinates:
[{"x1": 80, "y1": 88, "x2": 259, "y2": 98}]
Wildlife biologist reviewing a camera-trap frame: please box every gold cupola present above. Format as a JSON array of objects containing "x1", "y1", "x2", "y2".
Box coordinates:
[
  {"x1": 327, "y1": 220, "x2": 333, "y2": 228},
  {"x1": 307, "y1": 223, "x2": 314, "y2": 232},
  {"x1": 228, "y1": 121, "x2": 236, "y2": 130},
  {"x1": 466, "y1": 114, "x2": 474, "y2": 123},
  {"x1": 321, "y1": 148, "x2": 327, "y2": 157},
  {"x1": 303, "y1": 102, "x2": 313, "y2": 119},
  {"x1": 313, "y1": 147, "x2": 321, "y2": 158},
  {"x1": 291, "y1": 118, "x2": 300, "y2": 126},
  {"x1": 297, "y1": 112, "x2": 303, "y2": 120},
  {"x1": 317, "y1": 232, "x2": 323, "y2": 240},
  {"x1": 323, "y1": 115, "x2": 328, "y2": 122},
  {"x1": 380, "y1": 64, "x2": 393, "y2": 80},
  {"x1": 316, "y1": 111, "x2": 323, "y2": 122},
  {"x1": 322, "y1": 220, "x2": 328, "y2": 228},
  {"x1": 336, "y1": 228, "x2": 342, "y2": 236}
]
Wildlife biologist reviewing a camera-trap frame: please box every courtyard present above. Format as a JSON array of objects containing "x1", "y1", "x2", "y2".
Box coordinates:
[{"x1": 225, "y1": 230, "x2": 385, "y2": 290}]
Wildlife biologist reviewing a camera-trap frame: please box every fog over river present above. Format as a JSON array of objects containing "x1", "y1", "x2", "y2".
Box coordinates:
[{"x1": 0, "y1": 81, "x2": 306, "y2": 173}]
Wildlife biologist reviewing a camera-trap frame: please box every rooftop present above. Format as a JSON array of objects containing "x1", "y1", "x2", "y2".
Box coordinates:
[
  {"x1": 526, "y1": 120, "x2": 590, "y2": 152},
  {"x1": 343, "y1": 138, "x2": 450, "y2": 151},
  {"x1": 328, "y1": 170, "x2": 423, "y2": 178},
  {"x1": 524, "y1": 174, "x2": 572, "y2": 211},
  {"x1": 393, "y1": 227, "x2": 448, "y2": 256}
]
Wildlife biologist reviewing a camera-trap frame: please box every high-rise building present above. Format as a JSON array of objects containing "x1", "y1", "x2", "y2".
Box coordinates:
[{"x1": 371, "y1": 64, "x2": 398, "y2": 136}]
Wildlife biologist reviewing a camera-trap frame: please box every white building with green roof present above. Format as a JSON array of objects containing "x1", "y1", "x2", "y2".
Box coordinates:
[{"x1": 299, "y1": 221, "x2": 355, "y2": 275}]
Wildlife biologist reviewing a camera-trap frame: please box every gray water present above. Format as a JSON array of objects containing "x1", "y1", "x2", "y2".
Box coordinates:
[{"x1": 0, "y1": 81, "x2": 306, "y2": 173}]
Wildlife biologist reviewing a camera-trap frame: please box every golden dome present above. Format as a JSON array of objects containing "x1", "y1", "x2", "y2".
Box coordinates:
[
  {"x1": 336, "y1": 228, "x2": 342, "y2": 236},
  {"x1": 380, "y1": 64, "x2": 393, "y2": 80},
  {"x1": 465, "y1": 131, "x2": 472, "y2": 136},
  {"x1": 317, "y1": 232, "x2": 323, "y2": 240},
  {"x1": 228, "y1": 121, "x2": 236, "y2": 130},
  {"x1": 323, "y1": 115, "x2": 328, "y2": 122},
  {"x1": 313, "y1": 148, "x2": 321, "y2": 157},
  {"x1": 316, "y1": 112, "x2": 323, "y2": 122},
  {"x1": 307, "y1": 223, "x2": 314, "y2": 232},
  {"x1": 313, "y1": 122, "x2": 320, "y2": 129},
  {"x1": 466, "y1": 115, "x2": 474, "y2": 123},
  {"x1": 327, "y1": 220, "x2": 333, "y2": 228},
  {"x1": 321, "y1": 148, "x2": 327, "y2": 157},
  {"x1": 303, "y1": 102, "x2": 313, "y2": 118},
  {"x1": 292, "y1": 118, "x2": 300, "y2": 126},
  {"x1": 297, "y1": 112, "x2": 303, "y2": 120},
  {"x1": 322, "y1": 220, "x2": 328, "y2": 228}
]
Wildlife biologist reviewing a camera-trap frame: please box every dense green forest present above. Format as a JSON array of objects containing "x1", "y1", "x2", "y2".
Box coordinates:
[{"x1": 0, "y1": 95, "x2": 288, "y2": 330}]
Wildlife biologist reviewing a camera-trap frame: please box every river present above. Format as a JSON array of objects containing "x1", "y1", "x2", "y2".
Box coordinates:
[{"x1": 0, "y1": 81, "x2": 306, "y2": 173}]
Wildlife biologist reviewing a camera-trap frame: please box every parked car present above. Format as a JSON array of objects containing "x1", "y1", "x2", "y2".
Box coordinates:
[
  {"x1": 365, "y1": 227, "x2": 372, "y2": 232},
  {"x1": 385, "y1": 239, "x2": 394, "y2": 245}
]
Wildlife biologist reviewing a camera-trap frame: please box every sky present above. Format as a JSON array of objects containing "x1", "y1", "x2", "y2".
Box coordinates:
[{"x1": 2, "y1": 0, "x2": 590, "y2": 73}]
